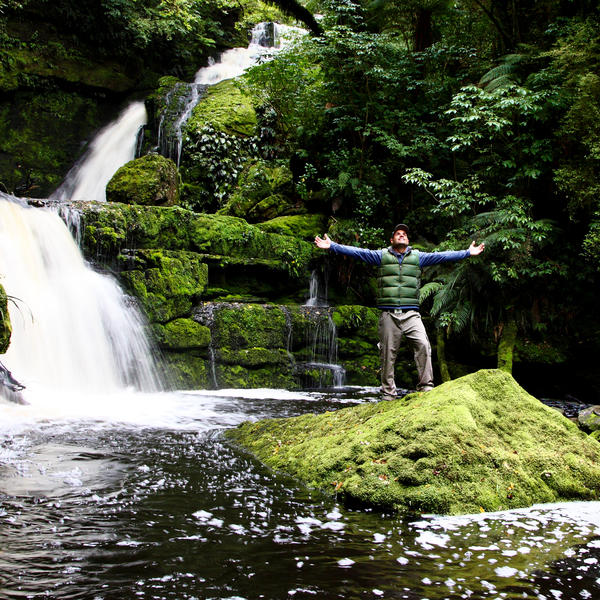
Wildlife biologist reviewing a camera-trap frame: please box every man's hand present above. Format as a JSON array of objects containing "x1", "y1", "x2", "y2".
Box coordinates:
[
  {"x1": 469, "y1": 240, "x2": 485, "y2": 256},
  {"x1": 314, "y1": 234, "x2": 332, "y2": 249}
]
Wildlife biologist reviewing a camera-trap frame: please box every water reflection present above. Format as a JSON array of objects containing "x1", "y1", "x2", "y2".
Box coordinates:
[{"x1": 1, "y1": 389, "x2": 599, "y2": 599}]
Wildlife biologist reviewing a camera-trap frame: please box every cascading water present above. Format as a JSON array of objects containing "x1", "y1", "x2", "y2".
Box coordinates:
[
  {"x1": 0, "y1": 194, "x2": 161, "y2": 404},
  {"x1": 301, "y1": 272, "x2": 345, "y2": 388},
  {"x1": 50, "y1": 101, "x2": 147, "y2": 202},
  {"x1": 157, "y1": 22, "x2": 302, "y2": 166}
]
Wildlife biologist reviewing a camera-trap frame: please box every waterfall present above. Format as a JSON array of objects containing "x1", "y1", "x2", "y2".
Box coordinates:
[
  {"x1": 305, "y1": 270, "x2": 329, "y2": 307},
  {"x1": 50, "y1": 102, "x2": 147, "y2": 202},
  {"x1": 157, "y1": 22, "x2": 304, "y2": 166},
  {"x1": 300, "y1": 269, "x2": 345, "y2": 388},
  {"x1": 0, "y1": 194, "x2": 162, "y2": 403}
]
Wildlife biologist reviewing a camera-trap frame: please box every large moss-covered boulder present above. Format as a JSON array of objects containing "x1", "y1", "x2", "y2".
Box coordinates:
[
  {"x1": 186, "y1": 78, "x2": 256, "y2": 137},
  {"x1": 118, "y1": 249, "x2": 208, "y2": 323},
  {"x1": 107, "y1": 155, "x2": 180, "y2": 206},
  {"x1": 0, "y1": 283, "x2": 12, "y2": 353},
  {"x1": 227, "y1": 369, "x2": 600, "y2": 515}
]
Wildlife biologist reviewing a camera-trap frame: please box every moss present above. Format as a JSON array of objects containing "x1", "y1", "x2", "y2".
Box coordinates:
[
  {"x1": 219, "y1": 160, "x2": 301, "y2": 222},
  {"x1": 213, "y1": 304, "x2": 288, "y2": 350},
  {"x1": 0, "y1": 32, "x2": 137, "y2": 93},
  {"x1": 332, "y1": 305, "x2": 379, "y2": 337},
  {"x1": 216, "y1": 363, "x2": 295, "y2": 389},
  {"x1": 117, "y1": 249, "x2": 208, "y2": 323},
  {"x1": 217, "y1": 347, "x2": 290, "y2": 367},
  {"x1": 161, "y1": 351, "x2": 210, "y2": 390},
  {"x1": 578, "y1": 406, "x2": 600, "y2": 432},
  {"x1": 185, "y1": 78, "x2": 257, "y2": 137},
  {"x1": 257, "y1": 214, "x2": 328, "y2": 241},
  {"x1": 0, "y1": 283, "x2": 12, "y2": 353},
  {"x1": 106, "y1": 155, "x2": 181, "y2": 206},
  {"x1": 76, "y1": 202, "x2": 316, "y2": 281},
  {"x1": 226, "y1": 369, "x2": 600, "y2": 515},
  {"x1": 152, "y1": 318, "x2": 211, "y2": 350}
]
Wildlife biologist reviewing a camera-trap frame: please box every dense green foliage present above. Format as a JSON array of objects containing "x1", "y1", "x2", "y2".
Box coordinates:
[
  {"x1": 2, "y1": 0, "x2": 600, "y2": 396},
  {"x1": 239, "y1": 0, "x2": 600, "y2": 396},
  {"x1": 0, "y1": 0, "x2": 242, "y2": 76}
]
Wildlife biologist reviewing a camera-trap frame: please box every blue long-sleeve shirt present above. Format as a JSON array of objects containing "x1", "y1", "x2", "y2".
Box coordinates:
[{"x1": 328, "y1": 242, "x2": 470, "y2": 310}]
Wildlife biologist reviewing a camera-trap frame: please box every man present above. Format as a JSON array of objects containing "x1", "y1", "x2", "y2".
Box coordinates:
[{"x1": 314, "y1": 224, "x2": 485, "y2": 399}]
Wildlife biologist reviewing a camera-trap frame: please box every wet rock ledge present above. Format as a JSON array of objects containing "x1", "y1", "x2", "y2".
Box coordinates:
[{"x1": 226, "y1": 369, "x2": 600, "y2": 516}]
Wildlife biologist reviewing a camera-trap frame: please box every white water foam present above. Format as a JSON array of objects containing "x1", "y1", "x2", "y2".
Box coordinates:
[{"x1": 0, "y1": 196, "x2": 161, "y2": 408}]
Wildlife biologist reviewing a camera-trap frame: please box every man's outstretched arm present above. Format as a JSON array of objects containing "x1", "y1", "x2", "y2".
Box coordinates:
[
  {"x1": 419, "y1": 240, "x2": 485, "y2": 267},
  {"x1": 314, "y1": 234, "x2": 382, "y2": 265}
]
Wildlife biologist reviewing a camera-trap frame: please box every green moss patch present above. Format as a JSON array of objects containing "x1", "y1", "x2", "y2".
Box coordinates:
[
  {"x1": 152, "y1": 318, "x2": 211, "y2": 350},
  {"x1": 227, "y1": 369, "x2": 600, "y2": 515},
  {"x1": 186, "y1": 79, "x2": 256, "y2": 137},
  {"x1": 257, "y1": 214, "x2": 328, "y2": 241},
  {"x1": 0, "y1": 283, "x2": 12, "y2": 353},
  {"x1": 118, "y1": 249, "x2": 208, "y2": 323},
  {"x1": 77, "y1": 202, "x2": 316, "y2": 280},
  {"x1": 107, "y1": 155, "x2": 180, "y2": 206}
]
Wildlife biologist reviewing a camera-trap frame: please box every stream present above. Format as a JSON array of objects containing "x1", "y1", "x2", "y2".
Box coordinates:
[{"x1": 2, "y1": 387, "x2": 599, "y2": 600}]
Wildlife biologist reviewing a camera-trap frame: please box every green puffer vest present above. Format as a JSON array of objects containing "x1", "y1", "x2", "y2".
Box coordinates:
[{"x1": 376, "y1": 248, "x2": 421, "y2": 307}]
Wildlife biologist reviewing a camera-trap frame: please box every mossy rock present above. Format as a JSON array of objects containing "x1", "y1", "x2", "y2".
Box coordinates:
[
  {"x1": 106, "y1": 155, "x2": 181, "y2": 206},
  {"x1": 219, "y1": 160, "x2": 300, "y2": 222},
  {"x1": 216, "y1": 363, "x2": 295, "y2": 389},
  {"x1": 185, "y1": 78, "x2": 256, "y2": 137},
  {"x1": 212, "y1": 304, "x2": 288, "y2": 350},
  {"x1": 76, "y1": 202, "x2": 316, "y2": 280},
  {"x1": 578, "y1": 406, "x2": 600, "y2": 432},
  {"x1": 117, "y1": 249, "x2": 208, "y2": 323},
  {"x1": 0, "y1": 283, "x2": 12, "y2": 353},
  {"x1": 216, "y1": 347, "x2": 290, "y2": 368},
  {"x1": 257, "y1": 214, "x2": 328, "y2": 241},
  {"x1": 161, "y1": 351, "x2": 210, "y2": 390},
  {"x1": 227, "y1": 369, "x2": 600, "y2": 515},
  {"x1": 152, "y1": 318, "x2": 211, "y2": 350},
  {"x1": 2, "y1": 44, "x2": 135, "y2": 93}
]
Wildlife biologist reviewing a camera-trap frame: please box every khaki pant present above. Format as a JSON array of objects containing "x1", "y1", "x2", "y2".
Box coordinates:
[{"x1": 378, "y1": 310, "x2": 433, "y2": 399}]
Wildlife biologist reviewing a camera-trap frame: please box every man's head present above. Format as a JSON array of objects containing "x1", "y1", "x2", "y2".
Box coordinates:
[{"x1": 390, "y1": 223, "x2": 409, "y2": 250}]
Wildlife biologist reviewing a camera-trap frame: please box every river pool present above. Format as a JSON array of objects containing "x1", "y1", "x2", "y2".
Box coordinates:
[{"x1": 1, "y1": 387, "x2": 599, "y2": 599}]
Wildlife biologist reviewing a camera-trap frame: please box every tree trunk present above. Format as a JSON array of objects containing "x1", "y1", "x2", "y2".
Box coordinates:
[
  {"x1": 436, "y1": 329, "x2": 452, "y2": 383},
  {"x1": 497, "y1": 316, "x2": 517, "y2": 373},
  {"x1": 414, "y1": 9, "x2": 433, "y2": 51}
]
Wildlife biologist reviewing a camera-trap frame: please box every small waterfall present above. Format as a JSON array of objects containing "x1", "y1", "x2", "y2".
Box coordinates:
[
  {"x1": 50, "y1": 102, "x2": 147, "y2": 202},
  {"x1": 298, "y1": 270, "x2": 345, "y2": 390},
  {"x1": 0, "y1": 194, "x2": 162, "y2": 402},
  {"x1": 305, "y1": 270, "x2": 328, "y2": 307}
]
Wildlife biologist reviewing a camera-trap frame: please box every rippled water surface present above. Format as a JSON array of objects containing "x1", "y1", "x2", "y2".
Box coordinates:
[{"x1": 1, "y1": 388, "x2": 599, "y2": 599}]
